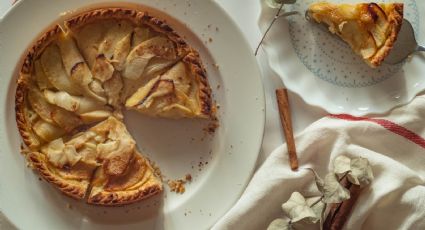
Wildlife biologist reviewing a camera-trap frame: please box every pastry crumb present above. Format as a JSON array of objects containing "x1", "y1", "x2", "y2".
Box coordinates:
[
  {"x1": 168, "y1": 174, "x2": 192, "y2": 194},
  {"x1": 168, "y1": 179, "x2": 185, "y2": 194},
  {"x1": 213, "y1": 63, "x2": 220, "y2": 69},
  {"x1": 66, "y1": 203, "x2": 73, "y2": 209},
  {"x1": 150, "y1": 161, "x2": 165, "y2": 182},
  {"x1": 203, "y1": 118, "x2": 219, "y2": 134}
]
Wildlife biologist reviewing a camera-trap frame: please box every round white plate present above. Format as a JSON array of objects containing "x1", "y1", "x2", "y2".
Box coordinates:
[
  {"x1": 0, "y1": 1, "x2": 265, "y2": 229},
  {"x1": 259, "y1": 0, "x2": 425, "y2": 116}
]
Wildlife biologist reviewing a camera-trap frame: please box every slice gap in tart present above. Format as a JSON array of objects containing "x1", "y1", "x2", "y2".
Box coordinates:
[{"x1": 307, "y1": 2, "x2": 403, "y2": 67}]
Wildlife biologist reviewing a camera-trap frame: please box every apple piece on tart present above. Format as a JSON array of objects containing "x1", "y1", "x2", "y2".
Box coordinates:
[{"x1": 307, "y1": 2, "x2": 403, "y2": 67}]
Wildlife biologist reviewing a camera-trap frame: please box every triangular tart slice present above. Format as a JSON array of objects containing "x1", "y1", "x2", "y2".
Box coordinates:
[
  {"x1": 125, "y1": 52, "x2": 215, "y2": 118},
  {"x1": 88, "y1": 151, "x2": 162, "y2": 205},
  {"x1": 27, "y1": 116, "x2": 162, "y2": 204},
  {"x1": 307, "y1": 2, "x2": 403, "y2": 67}
]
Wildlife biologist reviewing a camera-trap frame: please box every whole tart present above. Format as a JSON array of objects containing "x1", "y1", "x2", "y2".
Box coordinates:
[
  {"x1": 15, "y1": 8, "x2": 216, "y2": 206},
  {"x1": 307, "y1": 2, "x2": 404, "y2": 67}
]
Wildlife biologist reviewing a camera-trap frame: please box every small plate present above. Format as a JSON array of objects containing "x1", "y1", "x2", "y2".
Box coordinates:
[
  {"x1": 0, "y1": 0, "x2": 265, "y2": 229},
  {"x1": 259, "y1": 0, "x2": 425, "y2": 115}
]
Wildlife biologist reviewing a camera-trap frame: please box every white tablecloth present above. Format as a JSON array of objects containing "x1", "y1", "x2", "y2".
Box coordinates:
[{"x1": 0, "y1": 0, "x2": 326, "y2": 229}]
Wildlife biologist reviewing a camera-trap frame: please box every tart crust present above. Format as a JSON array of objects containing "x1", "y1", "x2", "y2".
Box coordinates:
[
  {"x1": 15, "y1": 7, "x2": 215, "y2": 206},
  {"x1": 368, "y1": 4, "x2": 403, "y2": 67},
  {"x1": 27, "y1": 152, "x2": 90, "y2": 199}
]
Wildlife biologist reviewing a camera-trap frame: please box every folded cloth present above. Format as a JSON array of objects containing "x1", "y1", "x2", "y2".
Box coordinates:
[{"x1": 213, "y1": 96, "x2": 425, "y2": 230}]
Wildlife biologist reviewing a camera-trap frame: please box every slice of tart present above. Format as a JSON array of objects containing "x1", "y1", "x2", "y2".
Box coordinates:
[
  {"x1": 125, "y1": 52, "x2": 214, "y2": 118},
  {"x1": 27, "y1": 117, "x2": 162, "y2": 203},
  {"x1": 307, "y1": 2, "x2": 403, "y2": 67}
]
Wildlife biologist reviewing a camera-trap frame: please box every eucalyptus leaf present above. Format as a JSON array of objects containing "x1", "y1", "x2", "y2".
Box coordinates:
[
  {"x1": 281, "y1": 192, "x2": 319, "y2": 223},
  {"x1": 333, "y1": 155, "x2": 351, "y2": 176},
  {"x1": 348, "y1": 157, "x2": 374, "y2": 186},
  {"x1": 322, "y1": 173, "x2": 351, "y2": 203},
  {"x1": 267, "y1": 218, "x2": 292, "y2": 230},
  {"x1": 306, "y1": 197, "x2": 325, "y2": 224},
  {"x1": 306, "y1": 168, "x2": 325, "y2": 194}
]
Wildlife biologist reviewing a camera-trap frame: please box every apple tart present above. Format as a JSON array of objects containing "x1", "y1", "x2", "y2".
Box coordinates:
[
  {"x1": 307, "y1": 2, "x2": 403, "y2": 67},
  {"x1": 15, "y1": 8, "x2": 215, "y2": 205}
]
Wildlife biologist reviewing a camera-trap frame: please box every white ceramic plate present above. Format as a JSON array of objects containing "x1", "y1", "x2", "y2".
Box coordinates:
[
  {"x1": 259, "y1": 0, "x2": 425, "y2": 116},
  {"x1": 0, "y1": 1, "x2": 265, "y2": 229}
]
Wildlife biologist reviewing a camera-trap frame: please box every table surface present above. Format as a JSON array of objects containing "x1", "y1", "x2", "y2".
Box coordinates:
[{"x1": 0, "y1": 0, "x2": 327, "y2": 228}]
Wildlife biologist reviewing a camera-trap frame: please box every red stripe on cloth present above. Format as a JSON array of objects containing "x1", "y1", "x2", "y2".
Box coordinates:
[{"x1": 329, "y1": 114, "x2": 425, "y2": 149}]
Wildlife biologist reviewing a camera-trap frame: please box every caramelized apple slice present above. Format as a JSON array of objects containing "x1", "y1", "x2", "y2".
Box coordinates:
[
  {"x1": 51, "y1": 108, "x2": 83, "y2": 133},
  {"x1": 120, "y1": 58, "x2": 178, "y2": 101},
  {"x1": 103, "y1": 72, "x2": 123, "y2": 107},
  {"x1": 71, "y1": 22, "x2": 108, "y2": 68},
  {"x1": 80, "y1": 110, "x2": 113, "y2": 124},
  {"x1": 43, "y1": 90, "x2": 109, "y2": 114},
  {"x1": 125, "y1": 76, "x2": 161, "y2": 107},
  {"x1": 97, "y1": 20, "x2": 133, "y2": 59},
  {"x1": 111, "y1": 33, "x2": 132, "y2": 71},
  {"x1": 104, "y1": 154, "x2": 149, "y2": 191},
  {"x1": 40, "y1": 44, "x2": 82, "y2": 95},
  {"x1": 29, "y1": 86, "x2": 83, "y2": 132},
  {"x1": 92, "y1": 54, "x2": 115, "y2": 83},
  {"x1": 28, "y1": 87, "x2": 55, "y2": 124},
  {"x1": 57, "y1": 32, "x2": 107, "y2": 103},
  {"x1": 34, "y1": 60, "x2": 53, "y2": 90},
  {"x1": 367, "y1": 3, "x2": 390, "y2": 47},
  {"x1": 32, "y1": 120, "x2": 65, "y2": 142},
  {"x1": 161, "y1": 62, "x2": 191, "y2": 94},
  {"x1": 132, "y1": 27, "x2": 152, "y2": 48},
  {"x1": 122, "y1": 37, "x2": 177, "y2": 80},
  {"x1": 360, "y1": 34, "x2": 378, "y2": 59},
  {"x1": 42, "y1": 138, "x2": 81, "y2": 168},
  {"x1": 23, "y1": 106, "x2": 42, "y2": 149}
]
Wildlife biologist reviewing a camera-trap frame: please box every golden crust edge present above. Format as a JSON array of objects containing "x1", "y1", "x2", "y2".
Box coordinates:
[
  {"x1": 182, "y1": 51, "x2": 216, "y2": 119},
  {"x1": 27, "y1": 152, "x2": 89, "y2": 200},
  {"x1": 64, "y1": 7, "x2": 191, "y2": 56},
  {"x1": 15, "y1": 25, "x2": 64, "y2": 150},
  {"x1": 87, "y1": 181, "x2": 162, "y2": 206},
  {"x1": 368, "y1": 3, "x2": 404, "y2": 67}
]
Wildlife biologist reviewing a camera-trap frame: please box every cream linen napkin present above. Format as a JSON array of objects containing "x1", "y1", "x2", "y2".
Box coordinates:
[{"x1": 213, "y1": 95, "x2": 425, "y2": 230}]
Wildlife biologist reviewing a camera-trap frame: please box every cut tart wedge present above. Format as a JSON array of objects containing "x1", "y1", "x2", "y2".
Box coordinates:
[
  {"x1": 15, "y1": 8, "x2": 216, "y2": 206},
  {"x1": 307, "y1": 2, "x2": 403, "y2": 67}
]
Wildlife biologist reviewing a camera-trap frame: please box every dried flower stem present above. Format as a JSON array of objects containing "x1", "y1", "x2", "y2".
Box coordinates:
[
  {"x1": 255, "y1": 2, "x2": 285, "y2": 56},
  {"x1": 310, "y1": 196, "x2": 323, "y2": 208}
]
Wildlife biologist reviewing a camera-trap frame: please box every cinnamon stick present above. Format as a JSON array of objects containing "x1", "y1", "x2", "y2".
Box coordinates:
[
  {"x1": 323, "y1": 178, "x2": 362, "y2": 230},
  {"x1": 275, "y1": 88, "x2": 298, "y2": 170}
]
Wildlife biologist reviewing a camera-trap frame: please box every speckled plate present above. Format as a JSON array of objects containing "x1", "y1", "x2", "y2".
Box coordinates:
[
  {"x1": 0, "y1": 0, "x2": 265, "y2": 229},
  {"x1": 259, "y1": 0, "x2": 425, "y2": 115}
]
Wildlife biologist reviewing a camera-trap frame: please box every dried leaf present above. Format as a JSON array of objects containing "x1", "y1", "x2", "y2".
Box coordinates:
[
  {"x1": 281, "y1": 192, "x2": 319, "y2": 223},
  {"x1": 321, "y1": 173, "x2": 350, "y2": 204},
  {"x1": 306, "y1": 197, "x2": 325, "y2": 224},
  {"x1": 333, "y1": 155, "x2": 351, "y2": 176},
  {"x1": 306, "y1": 168, "x2": 325, "y2": 194},
  {"x1": 333, "y1": 156, "x2": 374, "y2": 187},
  {"x1": 348, "y1": 157, "x2": 374, "y2": 187},
  {"x1": 267, "y1": 218, "x2": 291, "y2": 230}
]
